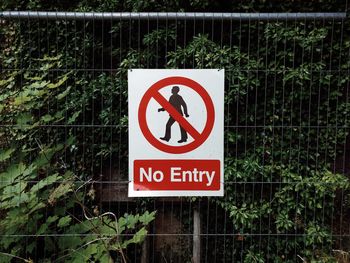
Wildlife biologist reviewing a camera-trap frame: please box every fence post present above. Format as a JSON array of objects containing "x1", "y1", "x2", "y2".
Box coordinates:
[
  {"x1": 141, "y1": 227, "x2": 149, "y2": 263},
  {"x1": 193, "y1": 204, "x2": 201, "y2": 263}
]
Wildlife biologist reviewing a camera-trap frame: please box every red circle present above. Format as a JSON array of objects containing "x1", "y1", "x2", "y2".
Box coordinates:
[{"x1": 138, "y1": 76, "x2": 215, "y2": 154}]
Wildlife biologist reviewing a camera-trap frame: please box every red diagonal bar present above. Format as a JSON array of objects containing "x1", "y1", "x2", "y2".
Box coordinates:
[{"x1": 152, "y1": 91, "x2": 201, "y2": 140}]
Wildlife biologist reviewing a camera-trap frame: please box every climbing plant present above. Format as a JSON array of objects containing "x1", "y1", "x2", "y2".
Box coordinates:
[
  {"x1": 0, "y1": 19, "x2": 154, "y2": 263},
  {"x1": 0, "y1": 0, "x2": 349, "y2": 262}
]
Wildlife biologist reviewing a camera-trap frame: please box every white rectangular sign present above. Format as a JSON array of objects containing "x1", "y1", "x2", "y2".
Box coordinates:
[{"x1": 128, "y1": 69, "x2": 224, "y2": 197}]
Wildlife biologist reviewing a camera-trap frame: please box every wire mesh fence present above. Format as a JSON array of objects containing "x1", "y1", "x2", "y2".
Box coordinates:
[{"x1": 0, "y1": 11, "x2": 350, "y2": 262}]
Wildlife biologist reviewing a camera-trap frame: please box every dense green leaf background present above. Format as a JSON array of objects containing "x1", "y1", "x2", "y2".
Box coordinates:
[{"x1": 0, "y1": 0, "x2": 350, "y2": 262}]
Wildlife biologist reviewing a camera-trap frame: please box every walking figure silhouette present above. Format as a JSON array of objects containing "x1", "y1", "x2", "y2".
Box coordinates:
[{"x1": 158, "y1": 86, "x2": 189, "y2": 143}]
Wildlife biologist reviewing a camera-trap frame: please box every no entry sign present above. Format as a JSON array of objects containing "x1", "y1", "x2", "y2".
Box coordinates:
[{"x1": 128, "y1": 69, "x2": 224, "y2": 197}]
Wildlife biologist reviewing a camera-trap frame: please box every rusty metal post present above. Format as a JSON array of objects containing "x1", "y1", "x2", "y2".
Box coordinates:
[
  {"x1": 141, "y1": 227, "x2": 149, "y2": 263},
  {"x1": 193, "y1": 205, "x2": 201, "y2": 263}
]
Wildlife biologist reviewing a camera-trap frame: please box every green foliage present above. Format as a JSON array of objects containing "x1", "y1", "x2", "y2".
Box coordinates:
[
  {"x1": 0, "y1": 0, "x2": 349, "y2": 262},
  {"x1": 219, "y1": 157, "x2": 349, "y2": 261},
  {"x1": 0, "y1": 50, "x2": 154, "y2": 262},
  {"x1": 244, "y1": 250, "x2": 265, "y2": 263},
  {"x1": 166, "y1": 17, "x2": 350, "y2": 261}
]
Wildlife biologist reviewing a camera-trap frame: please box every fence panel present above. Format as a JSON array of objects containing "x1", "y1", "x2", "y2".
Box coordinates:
[{"x1": 0, "y1": 11, "x2": 349, "y2": 262}]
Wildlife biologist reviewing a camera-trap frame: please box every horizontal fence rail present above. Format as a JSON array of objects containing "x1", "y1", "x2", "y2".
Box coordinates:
[{"x1": 0, "y1": 11, "x2": 347, "y2": 21}]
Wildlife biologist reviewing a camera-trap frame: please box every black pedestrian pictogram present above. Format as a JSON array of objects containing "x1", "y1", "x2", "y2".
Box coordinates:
[
  {"x1": 138, "y1": 76, "x2": 214, "y2": 154},
  {"x1": 158, "y1": 86, "x2": 190, "y2": 143}
]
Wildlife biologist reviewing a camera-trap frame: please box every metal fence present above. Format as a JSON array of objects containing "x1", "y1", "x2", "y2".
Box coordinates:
[{"x1": 0, "y1": 11, "x2": 350, "y2": 262}]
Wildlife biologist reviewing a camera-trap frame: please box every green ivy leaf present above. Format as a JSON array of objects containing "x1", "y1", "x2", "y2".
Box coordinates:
[
  {"x1": 67, "y1": 110, "x2": 81, "y2": 124},
  {"x1": 0, "y1": 162, "x2": 27, "y2": 186},
  {"x1": 57, "y1": 216, "x2": 72, "y2": 228},
  {"x1": 47, "y1": 74, "x2": 69, "y2": 89},
  {"x1": 16, "y1": 113, "x2": 32, "y2": 128},
  {"x1": 56, "y1": 86, "x2": 72, "y2": 100},
  {"x1": 14, "y1": 93, "x2": 31, "y2": 105},
  {"x1": 48, "y1": 181, "x2": 74, "y2": 206},
  {"x1": 41, "y1": 114, "x2": 54, "y2": 123},
  {"x1": 0, "y1": 148, "x2": 15, "y2": 162},
  {"x1": 120, "y1": 227, "x2": 147, "y2": 249},
  {"x1": 139, "y1": 211, "x2": 156, "y2": 225},
  {"x1": 29, "y1": 174, "x2": 62, "y2": 194}
]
